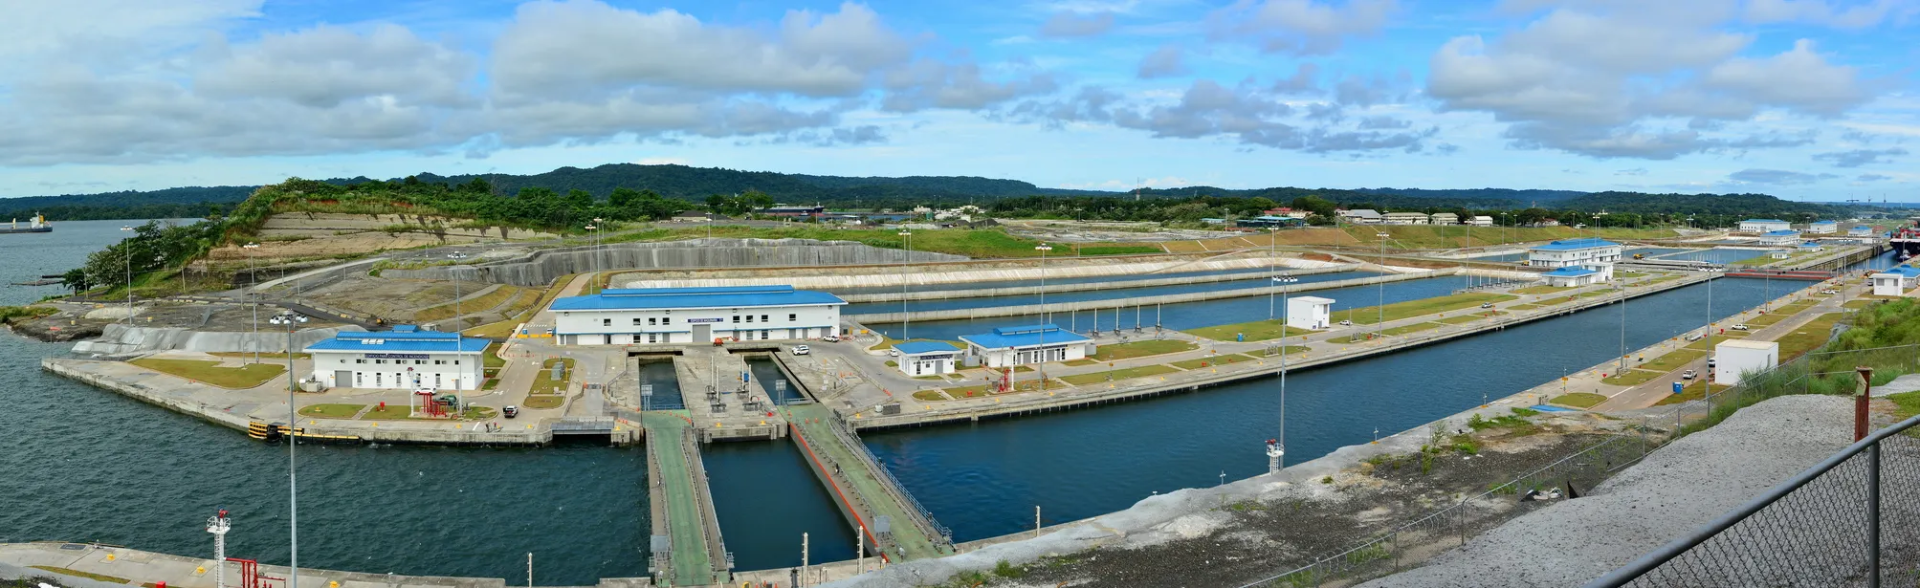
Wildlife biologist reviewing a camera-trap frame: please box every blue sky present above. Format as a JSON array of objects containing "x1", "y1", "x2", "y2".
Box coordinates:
[{"x1": 0, "y1": 0, "x2": 1915, "y2": 200}]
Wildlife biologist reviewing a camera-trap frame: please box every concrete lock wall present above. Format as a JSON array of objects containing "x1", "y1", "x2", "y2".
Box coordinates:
[
  {"x1": 838, "y1": 264, "x2": 1364, "y2": 304},
  {"x1": 848, "y1": 269, "x2": 1453, "y2": 323},
  {"x1": 384, "y1": 238, "x2": 967, "y2": 287},
  {"x1": 71, "y1": 324, "x2": 369, "y2": 356},
  {"x1": 624, "y1": 256, "x2": 1345, "y2": 291}
]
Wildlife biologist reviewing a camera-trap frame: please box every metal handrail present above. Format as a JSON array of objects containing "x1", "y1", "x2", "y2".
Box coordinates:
[{"x1": 1583, "y1": 412, "x2": 1920, "y2": 587}]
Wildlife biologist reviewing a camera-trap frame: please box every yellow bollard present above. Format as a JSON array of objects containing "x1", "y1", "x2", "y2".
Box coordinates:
[
  {"x1": 105, "y1": 554, "x2": 115, "y2": 562},
  {"x1": 195, "y1": 567, "x2": 206, "y2": 575},
  {"x1": 371, "y1": 422, "x2": 377, "y2": 427}
]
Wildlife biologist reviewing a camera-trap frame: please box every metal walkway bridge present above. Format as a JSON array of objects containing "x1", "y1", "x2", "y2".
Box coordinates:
[
  {"x1": 642, "y1": 412, "x2": 731, "y2": 586},
  {"x1": 787, "y1": 403, "x2": 952, "y2": 563}
]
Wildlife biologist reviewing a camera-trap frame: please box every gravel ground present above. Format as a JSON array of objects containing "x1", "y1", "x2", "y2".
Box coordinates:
[{"x1": 1357, "y1": 395, "x2": 1858, "y2": 588}]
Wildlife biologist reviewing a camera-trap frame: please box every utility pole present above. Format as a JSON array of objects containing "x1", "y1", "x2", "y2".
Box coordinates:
[
  {"x1": 244, "y1": 243, "x2": 260, "y2": 365},
  {"x1": 899, "y1": 229, "x2": 912, "y2": 341},
  {"x1": 268, "y1": 310, "x2": 309, "y2": 588},
  {"x1": 1377, "y1": 233, "x2": 1390, "y2": 338},
  {"x1": 1036, "y1": 244, "x2": 1053, "y2": 392}
]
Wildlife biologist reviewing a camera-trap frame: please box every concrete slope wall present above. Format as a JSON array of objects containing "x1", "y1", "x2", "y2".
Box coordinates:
[
  {"x1": 848, "y1": 269, "x2": 1451, "y2": 322},
  {"x1": 839, "y1": 264, "x2": 1364, "y2": 303},
  {"x1": 71, "y1": 324, "x2": 367, "y2": 355},
  {"x1": 624, "y1": 256, "x2": 1345, "y2": 291},
  {"x1": 386, "y1": 238, "x2": 966, "y2": 287}
]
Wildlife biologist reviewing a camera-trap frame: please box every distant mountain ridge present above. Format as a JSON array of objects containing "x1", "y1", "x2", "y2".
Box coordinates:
[{"x1": 0, "y1": 162, "x2": 1848, "y2": 220}]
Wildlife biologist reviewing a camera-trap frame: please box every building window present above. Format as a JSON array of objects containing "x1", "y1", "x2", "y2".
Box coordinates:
[
  {"x1": 374, "y1": 359, "x2": 386, "y2": 365},
  {"x1": 732, "y1": 315, "x2": 739, "y2": 323},
  {"x1": 602, "y1": 318, "x2": 612, "y2": 326},
  {"x1": 761, "y1": 314, "x2": 768, "y2": 322},
  {"x1": 648, "y1": 333, "x2": 657, "y2": 344},
  {"x1": 760, "y1": 330, "x2": 768, "y2": 340},
  {"x1": 434, "y1": 360, "x2": 444, "y2": 365},
  {"x1": 746, "y1": 315, "x2": 754, "y2": 323},
  {"x1": 649, "y1": 317, "x2": 657, "y2": 325},
  {"x1": 789, "y1": 313, "x2": 797, "y2": 321},
  {"x1": 662, "y1": 317, "x2": 672, "y2": 324},
  {"x1": 354, "y1": 359, "x2": 365, "y2": 364},
  {"x1": 453, "y1": 360, "x2": 460, "y2": 365},
  {"x1": 633, "y1": 318, "x2": 643, "y2": 326}
]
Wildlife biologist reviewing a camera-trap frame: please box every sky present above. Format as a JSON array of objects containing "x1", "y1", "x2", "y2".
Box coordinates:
[{"x1": 0, "y1": 0, "x2": 1916, "y2": 200}]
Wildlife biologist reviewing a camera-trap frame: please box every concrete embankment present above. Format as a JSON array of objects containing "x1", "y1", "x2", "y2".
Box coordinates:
[
  {"x1": 849, "y1": 272, "x2": 1714, "y2": 430},
  {"x1": 70, "y1": 323, "x2": 366, "y2": 356},
  {"x1": 386, "y1": 238, "x2": 965, "y2": 287},
  {"x1": 847, "y1": 269, "x2": 1456, "y2": 323},
  {"x1": 41, "y1": 357, "x2": 554, "y2": 446},
  {"x1": 837, "y1": 264, "x2": 1363, "y2": 303},
  {"x1": 622, "y1": 255, "x2": 1341, "y2": 291}
]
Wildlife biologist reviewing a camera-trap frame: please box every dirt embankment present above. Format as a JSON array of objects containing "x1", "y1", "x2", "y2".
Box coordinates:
[{"x1": 206, "y1": 212, "x2": 558, "y2": 262}]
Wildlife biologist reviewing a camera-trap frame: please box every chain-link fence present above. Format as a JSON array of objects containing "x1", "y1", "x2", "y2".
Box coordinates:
[
  {"x1": 1238, "y1": 342, "x2": 1920, "y2": 588},
  {"x1": 1586, "y1": 413, "x2": 1920, "y2": 587}
]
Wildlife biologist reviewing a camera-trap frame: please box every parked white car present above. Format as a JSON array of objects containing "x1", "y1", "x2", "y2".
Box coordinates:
[
  {"x1": 1731, "y1": 324, "x2": 1750, "y2": 331},
  {"x1": 792, "y1": 345, "x2": 811, "y2": 356}
]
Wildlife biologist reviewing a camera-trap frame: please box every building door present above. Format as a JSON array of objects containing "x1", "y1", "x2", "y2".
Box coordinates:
[
  {"x1": 375, "y1": 373, "x2": 383, "y2": 387},
  {"x1": 434, "y1": 373, "x2": 442, "y2": 388},
  {"x1": 335, "y1": 370, "x2": 352, "y2": 387},
  {"x1": 693, "y1": 323, "x2": 711, "y2": 342},
  {"x1": 603, "y1": 334, "x2": 612, "y2": 345}
]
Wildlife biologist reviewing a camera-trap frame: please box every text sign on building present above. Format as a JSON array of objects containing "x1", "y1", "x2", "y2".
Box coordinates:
[
  {"x1": 366, "y1": 353, "x2": 430, "y2": 360},
  {"x1": 686, "y1": 317, "x2": 725, "y2": 323}
]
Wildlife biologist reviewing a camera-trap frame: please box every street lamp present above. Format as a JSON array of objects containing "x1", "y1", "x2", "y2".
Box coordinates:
[
  {"x1": 583, "y1": 224, "x2": 598, "y2": 296},
  {"x1": 1616, "y1": 281, "x2": 1627, "y2": 375},
  {"x1": 447, "y1": 252, "x2": 470, "y2": 331},
  {"x1": 899, "y1": 230, "x2": 912, "y2": 341},
  {"x1": 266, "y1": 309, "x2": 308, "y2": 588},
  {"x1": 591, "y1": 218, "x2": 605, "y2": 295},
  {"x1": 124, "y1": 247, "x2": 135, "y2": 325},
  {"x1": 1035, "y1": 243, "x2": 1053, "y2": 391},
  {"x1": 244, "y1": 243, "x2": 261, "y2": 365},
  {"x1": 1377, "y1": 233, "x2": 1390, "y2": 337}
]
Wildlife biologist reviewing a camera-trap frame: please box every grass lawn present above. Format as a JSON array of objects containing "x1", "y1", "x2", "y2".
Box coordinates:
[
  {"x1": 1615, "y1": 270, "x2": 1647, "y2": 278},
  {"x1": 1657, "y1": 380, "x2": 1734, "y2": 406},
  {"x1": 522, "y1": 395, "x2": 564, "y2": 409},
  {"x1": 1186, "y1": 320, "x2": 1318, "y2": 342},
  {"x1": 1601, "y1": 369, "x2": 1666, "y2": 386},
  {"x1": 942, "y1": 385, "x2": 989, "y2": 398},
  {"x1": 1171, "y1": 354, "x2": 1259, "y2": 369},
  {"x1": 1845, "y1": 300, "x2": 1878, "y2": 309},
  {"x1": 465, "y1": 273, "x2": 581, "y2": 338},
  {"x1": 297, "y1": 403, "x2": 365, "y2": 418},
  {"x1": 1686, "y1": 333, "x2": 1749, "y2": 350},
  {"x1": 1639, "y1": 349, "x2": 1707, "y2": 373},
  {"x1": 31, "y1": 566, "x2": 129, "y2": 584},
  {"x1": 1436, "y1": 312, "x2": 1504, "y2": 324},
  {"x1": 1508, "y1": 304, "x2": 1544, "y2": 311},
  {"x1": 416, "y1": 285, "x2": 526, "y2": 322},
  {"x1": 1512, "y1": 285, "x2": 1574, "y2": 295},
  {"x1": 1061, "y1": 364, "x2": 1179, "y2": 386},
  {"x1": 1887, "y1": 390, "x2": 1920, "y2": 419},
  {"x1": 1063, "y1": 358, "x2": 1098, "y2": 366},
  {"x1": 359, "y1": 404, "x2": 417, "y2": 420},
  {"x1": 1551, "y1": 393, "x2": 1609, "y2": 409},
  {"x1": 209, "y1": 352, "x2": 309, "y2": 360},
  {"x1": 1380, "y1": 322, "x2": 1443, "y2": 336},
  {"x1": 1776, "y1": 313, "x2": 1847, "y2": 359},
  {"x1": 128, "y1": 358, "x2": 285, "y2": 389},
  {"x1": 1085, "y1": 339, "x2": 1200, "y2": 360},
  {"x1": 1335, "y1": 293, "x2": 1517, "y2": 326},
  {"x1": 531, "y1": 358, "x2": 574, "y2": 394},
  {"x1": 911, "y1": 390, "x2": 951, "y2": 402},
  {"x1": 484, "y1": 342, "x2": 506, "y2": 371}
]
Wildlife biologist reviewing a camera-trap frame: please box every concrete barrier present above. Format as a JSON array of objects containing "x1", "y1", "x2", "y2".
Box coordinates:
[
  {"x1": 70, "y1": 324, "x2": 367, "y2": 356},
  {"x1": 848, "y1": 269, "x2": 1452, "y2": 323},
  {"x1": 386, "y1": 238, "x2": 967, "y2": 287},
  {"x1": 621, "y1": 255, "x2": 1343, "y2": 291},
  {"x1": 838, "y1": 264, "x2": 1364, "y2": 303}
]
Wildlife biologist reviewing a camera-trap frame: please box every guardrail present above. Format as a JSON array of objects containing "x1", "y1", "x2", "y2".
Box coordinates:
[{"x1": 824, "y1": 411, "x2": 954, "y2": 548}]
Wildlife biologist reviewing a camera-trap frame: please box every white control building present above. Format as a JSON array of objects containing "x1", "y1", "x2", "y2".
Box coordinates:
[
  {"x1": 550, "y1": 285, "x2": 845, "y2": 346},
  {"x1": 304, "y1": 325, "x2": 489, "y2": 391},
  {"x1": 1528, "y1": 238, "x2": 1621, "y2": 283}
]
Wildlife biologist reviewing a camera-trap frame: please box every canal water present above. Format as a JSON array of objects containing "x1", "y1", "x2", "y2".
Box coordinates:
[
  {"x1": 865, "y1": 275, "x2": 1477, "y2": 342},
  {"x1": 636, "y1": 359, "x2": 684, "y2": 410},
  {"x1": 0, "y1": 222, "x2": 1874, "y2": 583},
  {"x1": 1655, "y1": 248, "x2": 1768, "y2": 264},
  {"x1": 841, "y1": 270, "x2": 1378, "y2": 315}
]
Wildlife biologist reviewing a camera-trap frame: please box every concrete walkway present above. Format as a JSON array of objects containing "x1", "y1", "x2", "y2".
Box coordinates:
[
  {"x1": 641, "y1": 413, "x2": 725, "y2": 586},
  {"x1": 786, "y1": 404, "x2": 946, "y2": 563}
]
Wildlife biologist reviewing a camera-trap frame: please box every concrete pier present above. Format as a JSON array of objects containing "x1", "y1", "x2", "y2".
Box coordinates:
[
  {"x1": 641, "y1": 413, "x2": 730, "y2": 586},
  {"x1": 835, "y1": 264, "x2": 1363, "y2": 303},
  {"x1": 669, "y1": 350, "x2": 787, "y2": 442},
  {"x1": 786, "y1": 403, "x2": 951, "y2": 563}
]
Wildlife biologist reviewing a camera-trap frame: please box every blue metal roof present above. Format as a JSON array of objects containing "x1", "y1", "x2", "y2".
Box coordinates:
[
  {"x1": 1811, "y1": 220, "x2": 1837, "y2": 225},
  {"x1": 305, "y1": 327, "x2": 488, "y2": 353},
  {"x1": 1877, "y1": 267, "x2": 1920, "y2": 278},
  {"x1": 1542, "y1": 267, "x2": 1598, "y2": 277},
  {"x1": 550, "y1": 285, "x2": 846, "y2": 311},
  {"x1": 1742, "y1": 219, "x2": 1787, "y2": 223},
  {"x1": 895, "y1": 341, "x2": 961, "y2": 355},
  {"x1": 1531, "y1": 238, "x2": 1619, "y2": 251},
  {"x1": 1762, "y1": 230, "x2": 1799, "y2": 237},
  {"x1": 959, "y1": 324, "x2": 1091, "y2": 349}
]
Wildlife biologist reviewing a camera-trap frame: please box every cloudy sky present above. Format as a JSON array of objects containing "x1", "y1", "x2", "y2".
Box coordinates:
[{"x1": 1, "y1": 0, "x2": 1915, "y2": 200}]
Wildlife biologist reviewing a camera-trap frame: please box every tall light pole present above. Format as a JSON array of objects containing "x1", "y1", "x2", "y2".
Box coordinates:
[
  {"x1": 448, "y1": 252, "x2": 470, "y2": 333},
  {"x1": 1377, "y1": 233, "x2": 1390, "y2": 337},
  {"x1": 124, "y1": 246, "x2": 135, "y2": 325},
  {"x1": 267, "y1": 309, "x2": 309, "y2": 588},
  {"x1": 591, "y1": 218, "x2": 605, "y2": 295},
  {"x1": 899, "y1": 229, "x2": 912, "y2": 341},
  {"x1": 245, "y1": 243, "x2": 261, "y2": 364},
  {"x1": 583, "y1": 223, "x2": 599, "y2": 296},
  {"x1": 1035, "y1": 243, "x2": 1053, "y2": 392},
  {"x1": 1268, "y1": 227, "x2": 1278, "y2": 320},
  {"x1": 1268, "y1": 278, "x2": 1290, "y2": 475},
  {"x1": 1616, "y1": 282, "x2": 1627, "y2": 374}
]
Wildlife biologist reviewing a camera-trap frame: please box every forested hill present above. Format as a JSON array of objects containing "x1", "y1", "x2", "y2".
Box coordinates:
[
  {"x1": 0, "y1": 186, "x2": 255, "y2": 220},
  {"x1": 0, "y1": 162, "x2": 1852, "y2": 220}
]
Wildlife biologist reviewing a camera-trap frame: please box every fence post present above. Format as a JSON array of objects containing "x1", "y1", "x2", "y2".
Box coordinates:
[{"x1": 1869, "y1": 442, "x2": 1881, "y2": 588}]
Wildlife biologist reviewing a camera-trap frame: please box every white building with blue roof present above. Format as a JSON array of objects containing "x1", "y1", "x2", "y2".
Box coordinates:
[
  {"x1": 1758, "y1": 230, "x2": 1800, "y2": 247},
  {"x1": 1871, "y1": 266, "x2": 1920, "y2": 296},
  {"x1": 549, "y1": 285, "x2": 845, "y2": 346},
  {"x1": 1739, "y1": 219, "x2": 1792, "y2": 233},
  {"x1": 1850, "y1": 225, "x2": 1876, "y2": 237},
  {"x1": 894, "y1": 341, "x2": 961, "y2": 376},
  {"x1": 959, "y1": 324, "x2": 1094, "y2": 368},
  {"x1": 303, "y1": 325, "x2": 489, "y2": 391},
  {"x1": 1528, "y1": 237, "x2": 1621, "y2": 283},
  {"x1": 1805, "y1": 220, "x2": 1838, "y2": 234}
]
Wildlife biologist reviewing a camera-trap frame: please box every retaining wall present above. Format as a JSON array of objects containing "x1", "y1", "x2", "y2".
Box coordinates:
[
  {"x1": 385, "y1": 239, "x2": 966, "y2": 287},
  {"x1": 848, "y1": 269, "x2": 1452, "y2": 323},
  {"x1": 623, "y1": 256, "x2": 1342, "y2": 291},
  {"x1": 70, "y1": 324, "x2": 368, "y2": 356},
  {"x1": 838, "y1": 264, "x2": 1363, "y2": 303}
]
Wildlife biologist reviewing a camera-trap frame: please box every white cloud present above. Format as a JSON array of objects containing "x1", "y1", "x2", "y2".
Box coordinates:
[
  {"x1": 195, "y1": 23, "x2": 473, "y2": 108},
  {"x1": 1039, "y1": 11, "x2": 1116, "y2": 37},
  {"x1": 1137, "y1": 45, "x2": 1188, "y2": 78},
  {"x1": 633, "y1": 157, "x2": 690, "y2": 166},
  {"x1": 1208, "y1": 0, "x2": 1397, "y2": 55},
  {"x1": 1743, "y1": 0, "x2": 1915, "y2": 28},
  {"x1": 1703, "y1": 39, "x2": 1873, "y2": 116}
]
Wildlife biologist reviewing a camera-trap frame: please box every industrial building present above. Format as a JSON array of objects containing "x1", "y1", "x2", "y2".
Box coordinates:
[
  {"x1": 894, "y1": 341, "x2": 961, "y2": 377},
  {"x1": 1542, "y1": 266, "x2": 1604, "y2": 287},
  {"x1": 1714, "y1": 339, "x2": 1779, "y2": 386},
  {"x1": 1805, "y1": 220, "x2": 1837, "y2": 234},
  {"x1": 549, "y1": 285, "x2": 845, "y2": 346},
  {"x1": 1381, "y1": 212, "x2": 1430, "y2": 225},
  {"x1": 1757, "y1": 230, "x2": 1801, "y2": 247},
  {"x1": 1850, "y1": 225, "x2": 1877, "y2": 237},
  {"x1": 304, "y1": 326, "x2": 489, "y2": 391},
  {"x1": 1871, "y1": 266, "x2": 1920, "y2": 296},
  {"x1": 1467, "y1": 215, "x2": 1493, "y2": 227},
  {"x1": 1739, "y1": 219, "x2": 1792, "y2": 233},
  {"x1": 1287, "y1": 296, "x2": 1333, "y2": 331},
  {"x1": 1527, "y1": 238, "x2": 1620, "y2": 282},
  {"x1": 959, "y1": 324, "x2": 1093, "y2": 368}
]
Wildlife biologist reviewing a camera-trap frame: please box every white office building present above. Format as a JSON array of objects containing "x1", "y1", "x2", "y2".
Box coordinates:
[
  {"x1": 1739, "y1": 219, "x2": 1792, "y2": 233},
  {"x1": 1528, "y1": 238, "x2": 1621, "y2": 282},
  {"x1": 959, "y1": 324, "x2": 1093, "y2": 368},
  {"x1": 1850, "y1": 225, "x2": 1876, "y2": 237},
  {"x1": 1715, "y1": 339, "x2": 1779, "y2": 386},
  {"x1": 1871, "y1": 267, "x2": 1920, "y2": 296},
  {"x1": 1287, "y1": 296, "x2": 1333, "y2": 331},
  {"x1": 304, "y1": 325, "x2": 488, "y2": 391},
  {"x1": 1542, "y1": 266, "x2": 1604, "y2": 287},
  {"x1": 550, "y1": 285, "x2": 845, "y2": 346},
  {"x1": 1805, "y1": 220, "x2": 1837, "y2": 234},
  {"x1": 1757, "y1": 230, "x2": 1801, "y2": 247},
  {"x1": 1467, "y1": 216, "x2": 1494, "y2": 227},
  {"x1": 1382, "y1": 212, "x2": 1429, "y2": 225},
  {"x1": 894, "y1": 341, "x2": 961, "y2": 377}
]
